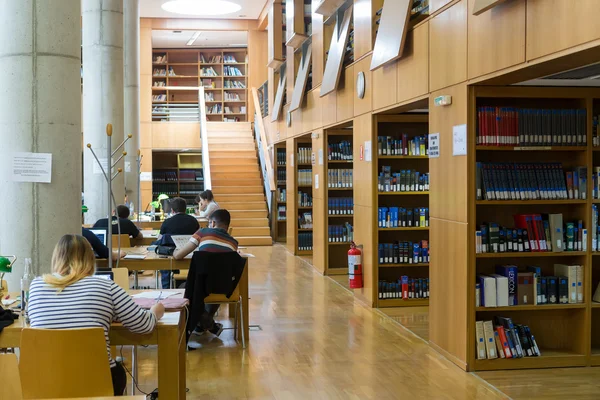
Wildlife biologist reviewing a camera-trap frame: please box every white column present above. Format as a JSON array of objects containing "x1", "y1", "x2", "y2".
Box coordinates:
[
  {"x1": 0, "y1": 0, "x2": 82, "y2": 288},
  {"x1": 82, "y1": 0, "x2": 125, "y2": 223},
  {"x1": 124, "y1": 0, "x2": 141, "y2": 211}
]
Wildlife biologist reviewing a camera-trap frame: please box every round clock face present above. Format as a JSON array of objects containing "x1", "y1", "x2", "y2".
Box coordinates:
[
  {"x1": 357, "y1": 71, "x2": 366, "y2": 99},
  {"x1": 287, "y1": 111, "x2": 292, "y2": 127}
]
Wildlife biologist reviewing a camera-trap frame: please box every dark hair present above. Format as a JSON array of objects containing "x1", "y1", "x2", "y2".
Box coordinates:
[
  {"x1": 199, "y1": 190, "x2": 214, "y2": 202},
  {"x1": 170, "y1": 197, "x2": 187, "y2": 213},
  {"x1": 209, "y1": 209, "x2": 230, "y2": 228},
  {"x1": 116, "y1": 205, "x2": 130, "y2": 219}
]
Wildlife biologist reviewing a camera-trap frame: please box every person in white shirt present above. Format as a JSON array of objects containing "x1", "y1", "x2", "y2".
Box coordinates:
[
  {"x1": 28, "y1": 234, "x2": 165, "y2": 396},
  {"x1": 196, "y1": 190, "x2": 220, "y2": 218}
]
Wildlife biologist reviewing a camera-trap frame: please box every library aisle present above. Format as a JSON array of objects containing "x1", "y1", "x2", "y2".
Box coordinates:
[{"x1": 127, "y1": 244, "x2": 580, "y2": 399}]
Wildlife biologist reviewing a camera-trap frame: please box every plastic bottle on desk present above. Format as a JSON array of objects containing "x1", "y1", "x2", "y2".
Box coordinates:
[{"x1": 21, "y1": 258, "x2": 34, "y2": 323}]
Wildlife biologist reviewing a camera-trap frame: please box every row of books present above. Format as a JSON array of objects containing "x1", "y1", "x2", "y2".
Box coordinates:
[
  {"x1": 206, "y1": 104, "x2": 222, "y2": 114},
  {"x1": 328, "y1": 198, "x2": 353, "y2": 215},
  {"x1": 328, "y1": 169, "x2": 353, "y2": 188},
  {"x1": 201, "y1": 67, "x2": 218, "y2": 77},
  {"x1": 476, "y1": 318, "x2": 540, "y2": 360},
  {"x1": 277, "y1": 169, "x2": 286, "y2": 183},
  {"x1": 204, "y1": 92, "x2": 215, "y2": 101},
  {"x1": 298, "y1": 191, "x2": 312, "y2": 207},
  {"x1": 476, "y1": 107, "x2": 587, "y2": 146},
  {"x1": 179, "y1": 183, "x2": 203, "y2": 195},
  {"x1": 224, "y1": 80, "x2": 246, "y2": 89},
  {"x1": 153, "y1": 171, "x2": 178, "y2": 182},
  {"x1": 591, "y1": 168, "x2": 600, "y2": 199},
  {"x1": 298, "y1": 232, "x2": 313, "y2": 251},
  {"x1": 224, "y1": 66, "x2": 243, "y2": 77},
  {"x1": 276, "y1": 151, "x2": 286, "y2": 166},
  {"x1": 224, "y1": 106, "x2": 246, "y2": 114},
  {"x1": 153, "y1": 81, "x2": 166, "y2": 87},
  {"x1": 592, "y1": 115, "x2": 600, "y2": 146},
  {"x1": 328, "y1": 141, "x2": 352, "y2": 161},
  {"x1": 476, "y1": 214, "x2": 585, "y2": 254},
  {"x1": 299, "y1": 212, "x2": 312, "y2": 229},
  {"x1": 475, "y1": 163, "x2": 587, "y2": 201},
  {"x1": 223, "y1": 55, "x2": 238, "y2": 63},
  {"x1": 379, "y1": 278, "x2": 430, "y2": 300},
  {"x1": 152, "y1": 94, "x2": 167, "y2": 102},
  {"x1": 167, "y1": 67, "x2": 177, "y2": 76},
  {"x1": 200, "y1": 54, "x2": 222, "y2": 63},
  {"x1": 277, "y1": 188, "x2": 286, "y2": 203},
  {"x1": 328, "y1": 224, "x2": 353, "y2": 243},
  {"x1": 378, "y1": 167, "x2": 430, "y2": 193},
  {"x1": 297, "y1": 148, "x2": 312, "y2": 164},
  {"x1": 153, "y1": 69, "x2": 167, "y2": 76},
  {"x1": 152, "y1": 185, "x2": 178, "y2": 196},
  {"x1": 153, "y1": 55, "x2": 167, "y2": 64},
  {"x1": 378, "y1": 207, "x2": 429, "y2": 229},
  {"x1": 379, "y1": 241, "x2": 429, "y2": 265},
  {"x1": 298, "y1": 169, "x2": 312, "y2": 186},
  {"x1": 224, "y1": 117, "x2": 241, "y2": 122},
  {"x1": 377, "y1": 135, "x2": 428, "y2": 157},
  {"x1": 478, "y1": 264, "x2": 583, "y2": 307},
  {"x1": 592, "y1": 204, "x2": 600, "y2": 252},
  {"x1": 201, "y1": 79, "x2": 216, "y2": 88},
  {"x1": 224, "y1": 92, "x2": 241, "y2": 101},
  {"x1": 179, "y1": 170, "x2": 203, "y2": 182},
  {"x1": 277, "y1": 206, "x2": 286, "y2": 221}
]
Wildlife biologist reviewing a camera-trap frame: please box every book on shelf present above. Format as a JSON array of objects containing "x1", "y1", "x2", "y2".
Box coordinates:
[
  {"x1": 201, "y1": 67, "x2": 219, "y2": 77},
  {"x1": 153, "y1": 81, "x2": 166, "y2": 87},
  {"x1": 298, "y1": 232, "x2": 313, "y2": 251},
  {"x1": 224, "y1": 66, "x2": 243, "y2": 76},
  {"x1": 179, "y1": 169, "x2": 203, "y2": 181},
  {"x1": 153, "y1": 68, "x2": 167, "y2": 76},
  {"x1": 475, "y1": 162, "x2": 586, "y2": 201},
  {"x1": 201, "y1": 79, "x2": 216, "y2": 88},
  {"x1": 328, "y1": 140, "x2": 353, "y2": 161},
  {"x1": 153, "y1": 54, "x2": 167, "y2": 63},
  {"x1": 224, "y1": 117, "x2": 240, "y2": 122},
  {"x1": 299, "y1": 212, "x2": 313, "y2": 229},
  {"x1": 206, "y1": 104, "x2": 222, "y2": 114},
  {"x1": 223, "y1": 54, "x2": 238, "y2": 63},
  {"x1": 224, "y1": 80, "x2": 246, "y2": 89},
  {"x1": 327, "y1": 169, "x2": 353, "y2": 188},
  {"x1": 277, "y1": 150, "x2": 287, "y2": 166},
  {"x1": 224, "y1": 92, "x2": 241, "y2": 101},
  {"x1": 378, "y1": 166, "x2": 429, "y2": 193},
  {"x1": 378, "y1": 277, "x2": 430, "y2": 300},
  {"x1": 298, "y1": 191, "x2": 312, "y2": 207},
  {"x1": 152, "y1": 94, "x2": 167, "y2": 102},
  {"x1": 277, "y1": 205, "x2": 286, "y2": 221},
  {"x1": 153, "y1": 171, "x2": 178, "y2": 181},
  {"x1": 297, "y1": 148, "x2": 312, "y2": 164},
  {"x1": 328, "y1": 197, "x2": 353, "y2": 215},
  {"x1": 477, "y1": 317, "x2": 541, "y2": 360},
  {"x1": 297, "y1": 169, "x2": 313, "y2": 186},
  {"x1": 328, "y1": 223, "x2": 353, "y2": 242},
  {"x1": 277, "y1": 188, "x2": 286, "y2": 203},
  {"x1": 200, "y1": 54, "x2": 222, "y2": 63},
  {"x1": 476, "y1": 107, "x2": 586, "y2": 147},
  {"x1": 476, "y1": 214, "x2": 585, "y2": 254},
  {"x1": 378, "y1": 240, "x2": 429, "y2": 265},
  {"x1": 377, "y1": 134, "x2": 428, "y2": 156},
  {"x1": 277, "y1": 169, "x2": 287, "y2": 182},
  {"x1": 477, "y1": 264, "x2": 584, "y2": 306},
  {"x1": 378, "y1": 206, "x2": 429, "y2": 228}
]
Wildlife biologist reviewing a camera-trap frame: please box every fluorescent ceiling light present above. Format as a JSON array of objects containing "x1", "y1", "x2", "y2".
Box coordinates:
[
  {"x1": 162, "y1": 0, "x2": 242, "y2": 16},
  {"x1": 186, "y1": 31, "x2": 201, "y2": 46}
]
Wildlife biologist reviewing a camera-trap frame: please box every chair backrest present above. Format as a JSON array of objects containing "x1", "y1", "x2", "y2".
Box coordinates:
[
  {"x1": 112, "y1": 234, "x2": 131, "y2": 248},
  {"x1": 0, "y1": 353, "x2": 23, "y2": 399},
  {"x1": 1, "y1": 279, "x2": 7, "y2": 292},
  {"x1": 112, "y1": 267, "x2": 129, "y2": 290},
  {"x1": 227, "y1": 227, "x2": 233, "y2": 235},
  {"x1": 20, "y1": 328, "x2": 113, "y2": 399}
]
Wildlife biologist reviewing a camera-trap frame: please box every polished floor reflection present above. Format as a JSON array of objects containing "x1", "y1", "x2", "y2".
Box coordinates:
[{"x1": 130, "y1": 244, "x2": 502, "y2": 399}]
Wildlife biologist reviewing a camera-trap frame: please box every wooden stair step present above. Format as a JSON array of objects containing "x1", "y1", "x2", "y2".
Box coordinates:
[
  {"x1": 212, "y1": 179, "x2": 262, "y2": 187},
  {"x1": 209, "y1": 143, "x2": 255, "y2": 150},
  {"x1": 206, "y1": 131, "x2": 253, "y2": 138},
  {"x1": 231, "y1": 227, "x2": 271, "y2": 236},
  {"x1": 210, "y1": 158, "x2": 257, "y2": 165},
  {"x1": 230, "y1": 218, "x2": 269, "y2": 227},
  {"x1": 236, "y1": 236, "x2": 273, "y2": 246},
  {"x1": 207, "y1": 122, "x2": 251, "y2": 132},
  {"x1": 211, "y1": 186, "x2": 263, "y2": 194},
  {"x1": 229, "y1": 210, "x2": 267, "y2": 218},
  {"x1": 212, "y1": 172, "x2": 261, "y2": 180},
  {"x1": 211, "y1": 164, "x2": 259, "y2": 173},
  {"x1": 216, "y1": 194, "x2": 265, "y2": 202},
  {"x1": 208, "y1": 137, "x2": 255, "y2": 144},
  {"x1": 218, "y1": 201, "x2": 266, "y2": 210},
  {"x1": 210, "y1": 150, "x2": 257, "y2": 158}
]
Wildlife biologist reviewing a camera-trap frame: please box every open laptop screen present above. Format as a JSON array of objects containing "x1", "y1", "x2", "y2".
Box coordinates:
[{"x1": 89, "y1": 228, "x2": 108, "y2": 246}]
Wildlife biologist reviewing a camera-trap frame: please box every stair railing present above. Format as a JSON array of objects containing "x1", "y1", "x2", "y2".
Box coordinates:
[{"x1": 198, "y1": 86, "x2": 211, "y2": 190}]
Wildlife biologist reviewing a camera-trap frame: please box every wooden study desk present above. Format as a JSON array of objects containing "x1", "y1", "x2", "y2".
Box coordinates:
[
  {"x1": 0, "y1": 300, "x2": 187, "y2": 399},
  {"x1": 131, "y1": 229, "x2": 159, "y2": 246},
  {"x1": 98, "y1": 248, "x2": 251, "y2": 343},
  {"x1": 83, "y1": 217, "x2": 208, "y2": 232}
]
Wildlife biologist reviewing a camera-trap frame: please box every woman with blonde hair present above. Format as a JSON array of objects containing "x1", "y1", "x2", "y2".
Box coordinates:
[{"x1": 28, "y1": 234, "x2": 165, "y2": 396}]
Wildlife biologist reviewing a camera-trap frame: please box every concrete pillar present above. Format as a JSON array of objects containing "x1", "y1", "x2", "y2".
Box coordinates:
[
  {"x1": 82, "y1": 0, "x2": 125, "y2": 223},
  {"x1": 0, "y1": 0, "x2": 82, "y2": 288},
  {"x1": 124, "y1": 0, "x2": 141, "y2": 212}
]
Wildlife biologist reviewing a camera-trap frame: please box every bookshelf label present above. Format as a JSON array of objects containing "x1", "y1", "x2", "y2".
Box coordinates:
[
  {"x1": 140, "y1": 172, "x2": 152, "y2": 182},
  {"x1": 318, "y1": 149, "x2": 324, "y2": 165},
  {"x1": 365, "y1": 140, "x2": 372, "y2": 162},
  {"x1": 452, "y1": 124, "x2": 467, "y2": 156},
  {"x1": 429, "y1": 133, "x2": 440, "y2": 158},
  {"x1": 315, "y1": 174, "x2": 319, "y2": 189}
]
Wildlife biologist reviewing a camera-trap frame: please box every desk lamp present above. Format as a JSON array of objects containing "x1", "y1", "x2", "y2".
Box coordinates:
[{"x1": 0, "y1": 256, "x2": 16, "y2": 298}]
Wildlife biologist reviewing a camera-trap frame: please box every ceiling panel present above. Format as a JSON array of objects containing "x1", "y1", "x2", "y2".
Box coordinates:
[
  {"x1": 141, "y1": 0, "x2": 268, "y2": 19},
  {"x1": 152, "y1": 30, "x2": 248, "y2": 48}
]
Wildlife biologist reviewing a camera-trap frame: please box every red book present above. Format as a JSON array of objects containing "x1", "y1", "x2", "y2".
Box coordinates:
[
  {"x1": 514, "y1": 214, "x2": 539, "y2": 251},
  {"x1": 496, "y1": 326, "x2": 513, "y2": 358}
]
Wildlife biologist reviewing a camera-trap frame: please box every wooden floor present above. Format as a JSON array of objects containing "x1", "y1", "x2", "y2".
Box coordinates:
[{"x1": 126, "y1": 244, "x2": 600, "y2": 399}]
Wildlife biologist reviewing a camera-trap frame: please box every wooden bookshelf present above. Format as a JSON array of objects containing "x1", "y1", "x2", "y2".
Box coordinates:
[
  {"x1": 274, "y1": 143, "x2": 287, "y2": 242},
  {"x1": 151, "y1": 48, "x2": 248, "y2": 122},
  {"x1": 466, "y1": 87, "x2": 600, "y2": 372},
  {"x1": 152, "y1": 151, "x2": 204, "y2": 207},
  {"x1": 296, "y1": 139, "x2": 313, "y2": 254},
  {"x1": 324, "y1": 126, "x2": 354, "y2": 275},
  {"x1": 374, "y1": 114, "x2": 430, "y2": 307}
]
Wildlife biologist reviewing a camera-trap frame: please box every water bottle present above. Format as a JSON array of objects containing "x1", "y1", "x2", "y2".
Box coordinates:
[{"x1": 21, "y1": 258, "x2": 34, "y2": 322}]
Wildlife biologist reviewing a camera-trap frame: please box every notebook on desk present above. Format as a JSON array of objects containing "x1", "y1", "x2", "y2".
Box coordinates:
[
  {"x1": 172, "y1": 235, "x2": 192, "y2": 249},
  {"x1": 133, "y1": 297, "x2": 189, "y2": 311}
]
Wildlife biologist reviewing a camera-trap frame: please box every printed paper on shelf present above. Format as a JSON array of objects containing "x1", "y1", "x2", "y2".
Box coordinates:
[
  {"x1": 452, "y1": 125, "x2": 467, "y2": 156},
  {"x1": 429, "y1": 133, "x2": 440, "y2": 158},
  {"x1": 12, "y1": 152, "x2": 52, "y2": 183},
  {"x1": 290, "y1": 153, "x2": 294, "y2": 167},
  {"x1": 318, "y1": 149, "x2": 324, "y2": 165},
  {"x1": 140, "y1": 172, "x2": 152, "y2": 182},
  {"x1": 315, "y1": 174, "x2": 319, "y2": 189},
  {"x1": 365, "y1": 140, "x2": 372, "y2": 162}
]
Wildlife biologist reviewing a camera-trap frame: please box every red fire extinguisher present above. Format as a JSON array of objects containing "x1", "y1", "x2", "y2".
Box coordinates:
[{"x1": 348, "y1": 241, "x2": 363, "y2": 289}]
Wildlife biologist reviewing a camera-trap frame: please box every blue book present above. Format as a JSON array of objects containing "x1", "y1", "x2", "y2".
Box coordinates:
[{"x1": 496, "y1": 265, "x2": 519, "y2": 305}]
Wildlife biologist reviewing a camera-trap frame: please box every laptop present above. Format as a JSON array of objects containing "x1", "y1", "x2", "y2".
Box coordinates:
[
  {"x1": 94, "y1": 268, "x2": 114, "y2": 281},
  {"x1": 89, "y1": 228, "x2": 108, "y2": 246}
]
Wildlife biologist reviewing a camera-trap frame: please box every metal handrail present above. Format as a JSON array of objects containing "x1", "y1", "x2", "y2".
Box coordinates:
[{"x1": 198, "y1": 87, "x2": 211, "y2": 190}]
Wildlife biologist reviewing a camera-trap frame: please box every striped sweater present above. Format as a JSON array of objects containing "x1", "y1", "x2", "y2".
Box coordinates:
[
  {"x1": 190, "y1": 227, "x2": 238, "y2": 252},
  {"x1": 28, "y1": 276, "x2": 156, "y2": 367}
]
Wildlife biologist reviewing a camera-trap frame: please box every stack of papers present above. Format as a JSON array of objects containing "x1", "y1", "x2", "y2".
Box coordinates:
[{"x1": 132, "y1": 291, "x2": 178, "y2": 300}]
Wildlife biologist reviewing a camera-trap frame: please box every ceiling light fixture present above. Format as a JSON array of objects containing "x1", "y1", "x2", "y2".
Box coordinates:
[
  {"x1": 162, "y1": 0, "x2": 242, "y2": 16},
  {"x1": 186, "y1": 31, "x2": 201, "y2": 46}
]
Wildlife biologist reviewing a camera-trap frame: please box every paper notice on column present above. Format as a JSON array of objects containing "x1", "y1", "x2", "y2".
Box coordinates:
[
  {"x1": 93, "y1": 158, "x2": 109, "y2": 175},
  {"x1": 12, "y1": 152, "x2": 52, "y2": 183},
  {"x1": 125, "y1": 161, "x2": 132, "y2": 172}
]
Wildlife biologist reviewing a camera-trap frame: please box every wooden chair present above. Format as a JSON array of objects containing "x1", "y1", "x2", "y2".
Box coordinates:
[
  {"x1": 111, "y1": 234, "x2": 131, "y2": 248},
  {"x1": 228, "y1": 227, "x2": 233, "y2": 235},
  {"x1": 20, "y1": 328, "x2": 113, "y2": 399},
  {"x1": 205, "y1": 283, "x2": 246, "y2": 348},
  {"x1": 112, "y1": 267, "x2": 129, "y2": 290},
  {"x1": 1, "y1": 279, "x2": 7, "y2": 293},
  {"x1": 0, "y1": 353, "x2": 23, "y2": 399}
]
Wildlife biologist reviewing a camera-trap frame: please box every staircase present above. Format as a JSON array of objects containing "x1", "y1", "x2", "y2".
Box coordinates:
[{"x1": 206, "y1": 122, "x2": 272, "y2": 246}]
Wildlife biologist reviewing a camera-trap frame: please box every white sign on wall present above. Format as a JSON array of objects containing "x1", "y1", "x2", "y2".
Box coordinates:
[
  {"x1": 453, "y1": 124, "x2": 467, "y2": 156},
  {"x1": 12, "y1": 152, "x2": 52, "y2": 183},
  {"x1": 429, "y1": 133, "x2": 440, "y2": 158}
]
